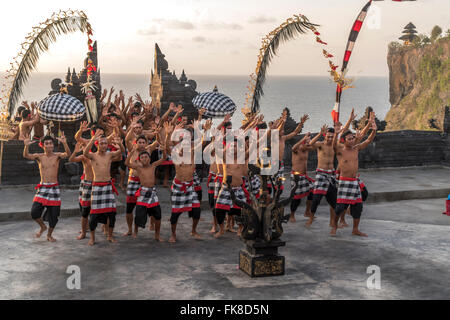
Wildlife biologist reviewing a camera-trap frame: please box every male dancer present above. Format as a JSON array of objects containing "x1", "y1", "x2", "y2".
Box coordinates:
[
  {"x1": 168, "y1": 121, "x2": 203, "y2": 243},
  {"x1": 331, "y1": 117, "x2": 377, "y2": 236},
  {"x1": 125, "y1": 135, "x2": 168, "y2": 241},
  {"x1": 83, "y1": 131, "x2": 124, "y2": 245},
  {"x1": 306, "y1": 125, "x2": 338, "y2": 227},
  {"x1": 69, "y1": 141, "x2": 94, "y2": 240},
  {"x1": 215, "y1": 141, "x2": 250, "y2": 238},
  {"x1": 23, "y1": 133, "x2": 71, "y2": 242},
  {"x1": 289, "y1": 133, "x2": 315, "y2": 226}
]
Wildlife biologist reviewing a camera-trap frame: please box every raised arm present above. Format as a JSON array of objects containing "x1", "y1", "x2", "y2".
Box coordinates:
[
  {"x1": 309, "y1": 124, "x2": 327, "y2": 149},
  {"x1": 342, "y1": 108, "x2": 357, "y2": 134},
  {"x1": 83, "y1": 131, "x2": 100, "y2": 160},
  {"x1": 69, "y1": 142, "x2": 84, "y2": 163},
  {"x1": 125, "y1": 147, "x2": 140, "y2": 170},
  {"x1": 332, "y1": 122, "x2": 342, "y2": 152},
  {"x1": 23, "y1": 138, "x2": 40, "y2": 161},
  {"x1": 75, "y1": 121, "x2": 90, "y2": 145},
  {"x1": 56, "y1": 132, "x2": 71, "y2": 159},
  {"x1": 283, "y1": 115, "x2": 309, "y2": 140},
  {"x1": 357, "y1": 119, "x2": 377, "y2": 150},
  {"x1": 292, "y1": 133, "x2": 310, "y2": 153}
]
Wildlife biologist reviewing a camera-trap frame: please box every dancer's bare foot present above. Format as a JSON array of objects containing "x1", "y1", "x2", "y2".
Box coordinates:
[
  {"x1": 209, "y1": 226, "x2": 217, "y2": 234},
  {"x1": 107, "y1": 236, "x2": 117, "y2": 243},
  {"x1": 190, "y1": 232, "x2": 202, "y2": 239},
  {"x1": 303, "y1": 212, "x2": 309, "y2": 217},
  {"x1": 155, "y1": 236, "x2": 165, "y2": 242},
  {"x1": 352, "y1": 230, "x2": 368, "y2": 237},
  {"x1": 47, "y1": 235, "x2": 57, "y2": 242},
  {"x1": 88, "y1": 239, "x2": 95, "y2": 246},
  {"x1": 122, "y1": 231, "x2": 132, "y2": 237},
  {"x1": 227, "y1": 227, "x2": 237, "y2": 233},
  {"x1": 77, "y1": 233, "x2": 86, "y2": 240},
  {"x1": 169, "y1": 235, "x2": 177, "y2": 243},
  {"x1": 131, "y1": 233, "x2": 137, "y2": 239},
  {"x1": 339, "y1": 221, "x2": 349, "y2": 228},
  {"x1": 35, "y1": 225, "x2": 47, "y2": 238},
  {"x1": 330, "y1": 227, "x2": 337, "y2": 237},
  {"x1": 214, "y1": 230, "x2": 225, "y2": 239},
  {"x1": 289, "y1": 214, "x2": 296, "y2": 223},
  {"x1": 305, "y1": 219, "x2": 313, "y2": 228}
]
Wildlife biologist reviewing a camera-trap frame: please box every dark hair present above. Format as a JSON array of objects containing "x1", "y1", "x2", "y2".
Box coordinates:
[
  {"x1": 41, "y1": 135, "x2": 55, "y2": 145},
  {"x1": 326, "y1": 128, "x2": 335, "y2": 134},
  {"x1": 257, "y1": 122, "x2": 267, "y2": 130},
  {"x1": 108, "y1": 113, "x2": 120, "y2": 120},
  {"x1": 131, "y1": 112, "x2": 140, "y2": 118},
  {"x1": 134, "y1": 102, "x2": 142, "y2": 109},
  {"x1": 223, "y1": 121, "x2": 232, "y2": 128},
  {"x1": 21, "y1": 109, "x2": 30, "y2": 119},
  {"x1": 17, "y1": 106, "x2": 27, "y2": 116},
  {"x1": 92, "y1": 124, "x2": 105, "y2": 133},
  {"x1": 139, "y1": 151, "x2": 150, "y2": 158},
  {"x1": 341, "y1": 130, "x2": 354, "y2": 140},
  {"x1": 136, "y1": 135, "x2": 147, "y2": 143},
  {"x1": 136, "y1": 120, "x2": 144, "y2": 127},
  {"x1": 108, "y1": 104, "x2": 116, "y2": 112}
]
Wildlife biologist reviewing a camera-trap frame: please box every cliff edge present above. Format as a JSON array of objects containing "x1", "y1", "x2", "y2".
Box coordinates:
[{"x1": 385, "y1": 36, "x2": 449, "y2": 130}]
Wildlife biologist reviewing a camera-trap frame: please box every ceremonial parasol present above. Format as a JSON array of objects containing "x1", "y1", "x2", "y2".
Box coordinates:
[
  {"x1": 192, "y1": 89, "x2": 237, "y2": 118},
  {"x1": 37, "y1": 93, "x2": 86, "y2": 122}
]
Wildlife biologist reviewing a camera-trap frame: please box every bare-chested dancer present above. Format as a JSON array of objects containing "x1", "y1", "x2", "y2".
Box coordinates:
[
  {"x1": 83, "y1": 131, "x2": 124, "y2": 245},
  {"x1": 331, "y1": 116, "x2": 377, "y2": 237},
  {"x1": 215, "y1": 141, "x2": 250, "y2": 238},
  {"x1": 69, "y1": 141, "x2": 94, "y2": 240},
  {"x1": 268, "y1": 113, "x2": 308, "y2": 194},
  {"x1": 289, "y1": 132, "x2": 315, "y2": 226},
  {"x1": 168, "y1": 121, "x2": 203, "y2": 243},
  {"x1": 125, "y1": 128, "x2": 169, "y2": 241},
  {"x1": 305, "y1": 125, "x2": 338, "y2": 227},
  {"x1": 23, "y1": 133, "x2": 71, "y2": 242}
]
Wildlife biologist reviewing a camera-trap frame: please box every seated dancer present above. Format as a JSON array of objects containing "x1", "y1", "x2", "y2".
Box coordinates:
[
  {"x1": 125, "y1": 128, "x2": 169, "y2": 241},
  {"x1": 215, "y1": 141, "x2": 250, "y2": 238},
  {"x1": 168, "y1": 121, "x2": 203, "y2": 243},
  {"x1": 306, "y1": 125, "x2": 338, "y2": 227},
  {"x1": 83, "y1": 130, "x2": 125, "y2": 245},
  {"x1": 69, "y1": 141, "x2": 94, "y2": 240},
  {"x1": 23, "y1": 133, "x2": 71, "y2": 242},
  {"x1": 331, "y1": 117, "x2": 377, "y2": 237},
  {"x1": 289, "y1": 133, "x2": 315, "y2": 226}
]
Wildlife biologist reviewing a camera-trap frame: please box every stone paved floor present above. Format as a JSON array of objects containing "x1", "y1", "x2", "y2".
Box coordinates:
[{"x1": 1, "y1": 199, "x2": 449, "y2": 300}]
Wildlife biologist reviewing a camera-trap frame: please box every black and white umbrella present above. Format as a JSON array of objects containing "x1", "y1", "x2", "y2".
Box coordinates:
[
  {"x1": 192, "y1": 91, "x2": 236, "y2": 118},
  {"x1": 37, "y1": 93, "x2": 86, "y2": 122}
]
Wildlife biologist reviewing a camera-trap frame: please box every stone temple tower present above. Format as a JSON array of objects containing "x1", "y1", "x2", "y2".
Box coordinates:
[{"x1": 149, "y1": 43, "x2": 199, "y2": 119}]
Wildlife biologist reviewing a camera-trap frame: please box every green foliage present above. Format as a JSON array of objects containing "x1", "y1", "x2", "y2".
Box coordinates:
[{"x1": 431, "y1": 25, "x2": 443, "y2": 42}]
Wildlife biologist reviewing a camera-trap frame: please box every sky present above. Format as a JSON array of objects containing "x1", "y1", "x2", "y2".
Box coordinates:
[{"x1": 0, "y1": 0, "x2": 448, "y2": 77}]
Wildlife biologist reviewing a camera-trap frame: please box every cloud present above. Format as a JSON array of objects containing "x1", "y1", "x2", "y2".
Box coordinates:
[
  {"x1": 202, "y1": 22, "x2": 243, "y2": 30},
  {"x1": 248, "y1": 15, "x2": 277, "y2": 24},
  {"x1": 193, "y1": 36, "x2": 206, "y2": 42},
  {"x1": 137, "y1": 26, "x2": 163, "y2": 36}
]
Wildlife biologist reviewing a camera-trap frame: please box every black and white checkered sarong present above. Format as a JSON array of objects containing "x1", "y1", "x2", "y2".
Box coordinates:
[
  {"x1": 193, "y1": 171, "x2": 202, "y2": 191},
  {"x1": 290, "y1": 172, "x2": 314, "y2": 200},
  {"x1": 80, "y1": 181, "x2": 92, "y2": 207},
  {"x1": 171, "y1": 179, "x2": 200, "y2": 213},
  {"x1": 215, "y1": 185, "x2": 248, "y2": 211},
  {"x1": 207, "y1": 172, "x2": 216, "y2": 194},
  {"x1": 33, "y1": 183, "x2": 61, "y2": 206},
  {"x1": 126, "y1": 177, "x2": 141, "y2": 203},
  {"x1": 214, "y1": 174, "x2": 223, "y2": 199},
  {"x1": 78, "y1": 178, "x2": 84, "y2": 204},
  {"x1": 313, "y1": 169, "x2": 336, "y2": 195},
  {"x1": 136, "y1": 187, "x2": 160, "y2": 208},
  {"x1": 90, "y1": 182, "x2": 117, "y2": 214},
  {"x1": 337, "y1": 177, "x2": 362, "y2": 204}
]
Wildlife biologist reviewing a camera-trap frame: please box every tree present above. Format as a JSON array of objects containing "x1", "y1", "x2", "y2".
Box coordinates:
[{"x1": 430, "y1": 25, "x2": 442, "y2": 42}]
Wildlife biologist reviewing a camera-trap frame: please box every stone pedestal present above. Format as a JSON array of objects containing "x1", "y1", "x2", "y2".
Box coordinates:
[{"x1": 239, "y1": 239, "x2": 285, "y2": 277}]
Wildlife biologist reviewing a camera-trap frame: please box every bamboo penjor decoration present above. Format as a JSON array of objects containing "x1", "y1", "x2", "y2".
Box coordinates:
[{"x1": 242, "y1": 13, "x2": 350, "y2": 119}]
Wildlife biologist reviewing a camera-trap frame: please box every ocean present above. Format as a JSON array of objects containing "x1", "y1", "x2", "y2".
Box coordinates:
[{"x1": 1, "y1": 73, "x2": 390, "y2": 132}]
